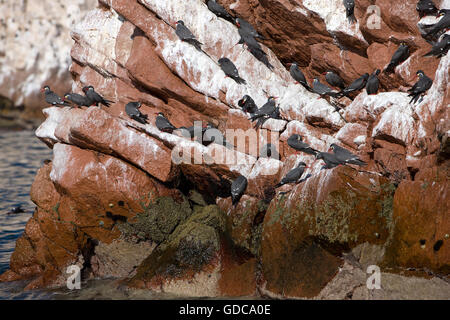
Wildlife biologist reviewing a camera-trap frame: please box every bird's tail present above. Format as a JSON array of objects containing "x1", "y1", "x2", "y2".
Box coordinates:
[
  {"x1": 132, "y1": 115, "x2": 148, "y2": 124},
  {"x1": 101, "y1": 99, "x2": 114, "y2": 107},
  {"x1": 347, "y1": 14, "x2": 357, "y2": 24},
  {"x1": 235, "y1": 77, "x2": 247, "y2": 85},
  {"x1": 384, "y1": 63, "x2": 395, "y2": 74},
  {"x1": 303, "y1": 83, "x2": 313, "y2": 93},
  {"x1": 410, "y1": 93, "x2": 420, "y2": 104},
  {"x1": 346, "y1": 159, "x2": 367, "y2": 166},
  {"x1": 223, "y1": 14, "x2": 235, "y2": 24},
  {"x1": 189, "y1": 39, "x2": 203, "y2": 52}
]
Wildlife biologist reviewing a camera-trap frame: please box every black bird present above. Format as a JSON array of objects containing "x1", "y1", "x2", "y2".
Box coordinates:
[
  {"x1": 207, "y1": 0, "x2": 234, "y2": 23},
  {"x1": 231, "y1": 175, "x2": 248, "y2": 206},
  {"x1": 41, "y1": 86, "x2": 71, "y2": 107},
  {"x1": 288, "y1": 63, "x2": 313, "y2": 92},
  {"x1": 408, "y1": 70, "x2": 433, "y2": 104},
  {"x1": 316, "y1": 152, "x2": 344, "y2": 169},
  {"x1": 384, "y1": 43, "x2": 410, "y2": 74},
  {"x1": 175, "y1": 20, "x2": 203, "y2": 51},
  {"x1": 125, "y1": 102, "x2": 148, "y2": 124},
  {"x1": 254, "y1": 106, "x2": 281, "y2": 129},
  {"x1": 275, "y1": 162, "x2": 307, "y2": 188},
  {"x1": 7, "y1": 205, "x2": 25, "y2": 215},
  {"x1": 247, "y1": 45, "x2": 274, "y2": 70},
  {"x1": 203, "y1": 124, "x2": 234, "y2": 149},
  {"x1": 416, "y1": 0, "x2": 438, "y2": 17},
  {"x1": 343, "y1": 0, "x2": 357, "y2": 24},
  {"x1": 425, "y1": 9, "x2": 450, "y2": 38},
  {"x1": 287, "y1": 134, "x2": 318, "y2": 155},
  {"x1": 312, "y1": 78, "x2": 339, "y2": 98},
  {"x1": 259, "y1": 143, "x2": 280, "y2": 159},
  {"x1": 155, "y1": 112, "x2": 177, "y2": 133},
  {"x1": 330, "y1": 143, "x2": 367, "y2": 166},
  {"x1": 423, "y1": 34, "x2": 450, "y2": 58},
  {"x1": 63, "y1": 93, "x2": 92, "y2": 107},
  {"x1": 238, "y1": 29, "x2": 263, "y2": 50},
  {"x1": 238, "y1": 95, "x2": 258, "y2": 113},
  {"x1": 324, "y1": 71, "x2": 346, "y2": 90},
  {"x1": 82, "y1": 86, "x2": 113, "y2": 107},
  {"x1": 177, "y1": 125, "x2": 197, "y2": 139},
  {"x1": 340, "y1": 73, "x2": 369, "y2": 96},
  {"x1": 218, "y1": 57, "x2": 246, "y2": 84},
  {"x1": 235, "y1": 17, "x2": 265, "y2": 40},
  {"x1": 366, "y1": 69, "x2": 381, "y2": 95},
  {"x1": 249, "y1": 96, "x2": 277, "y2": 121}
]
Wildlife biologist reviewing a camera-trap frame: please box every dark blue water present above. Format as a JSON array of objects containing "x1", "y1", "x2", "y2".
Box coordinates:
[{"x1": 0, "y1": 130, "x2": 52, "y2": 275}]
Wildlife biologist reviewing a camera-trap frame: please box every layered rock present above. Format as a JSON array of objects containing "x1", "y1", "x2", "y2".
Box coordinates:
[{"x1": 1, "y1": 0, "x2": 449, "y2": 298}]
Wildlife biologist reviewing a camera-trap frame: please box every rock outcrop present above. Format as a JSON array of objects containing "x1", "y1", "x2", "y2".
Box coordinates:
[{"x1": 1, "y1": 0, "x2": 449, "y2": 298}]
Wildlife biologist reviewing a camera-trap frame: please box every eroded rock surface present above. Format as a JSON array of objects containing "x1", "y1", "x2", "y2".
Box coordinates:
[{"x1": 1, "y1": 0, "x2": 449, "y2": 298}]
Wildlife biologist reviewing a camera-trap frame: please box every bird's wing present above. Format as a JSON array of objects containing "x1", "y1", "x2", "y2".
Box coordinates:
[{"x1": 177, "y1": 24, "x2": 196, "y2": 40}]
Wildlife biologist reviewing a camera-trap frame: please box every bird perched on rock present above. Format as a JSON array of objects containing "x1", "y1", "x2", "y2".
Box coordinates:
[
  {"x1": 63, "y1": 93, "x2": 92, "y2": 107},
  {"x1": 248, "y1": 45, "x2": 274, "y2": 70},
  {"x1": 312, "y1": 78, "x2": 339, "y2": 98},
  {"x1": 324, "y1": 71, "x2": 346, "y2": 90},
  {"x1": 218, "y1": 57, "x2": 246, "y2": 84},
  {"x1": 235, "y1": 17, "x2": 265, "y2": 40},
  {"x1": 288, "y1": 63, "x2": 312, "y2": 92},
  {"x1": 249, "y1": 96, "x2": 277, "y2": 122},
  {"x1": 125, "y1": 102, "x2": 148, "y2": 124},
  {"x1": 203, "y1": 124, "x2": 234, "y2": 149},
  {"x1": 238, "y1": 95, "x2": 258, "y2": 113},
  {"x1": 275, "y1": 162, "x2": 307, "y2": 188},
  {"x1": 259, "y1": 143, "x2": 280, "y2": 160},
  {"x1": 316, "y1": 152, "x2": 344, "y2": 169},
  {"x1": 287, "y1": 134, "x2": 318, "y2": 155},
  {"x1": 41, "y1": 86, "x2": 71, "y2": 107},
  {"x1": 416, "y1": 0, "x2": 438, "y2": 17},
  {"x1": 175, "y1": 20, "x2": 203, "y2": 51},
  {"x1": 207, "y1": 0, "x2": 234, "y2": 23},
  {"x1": 423, "y1": 34, "x2": 450, "y2": 58},
  {"x1": 408, "y1": 70, "x2": 433, "y2": 104},
  {"x1": 82, "y1": 86, "x2": 113, "y2": 107},
  {"x1": 236, "y1": 30, "x2": 273, "y2": 70},
  {"x1": 231, "y1": 175, "x2": 248, "y2": 206},
  {"x1": 254, "y1": 106, "x2": 281, "y2": 129},
  {"x1": 330, "y1": 143, "x2": 367, "y2": 166},
  {"x1": 384, "y1": 43, "x2": 410, "y2": 74},
  {"x1": 366, "y1": 69, "x2": 381, "y2": 95},
  {"x1": 343, "y1": 0, "x2": 357, "y2": 24},
  {"x1": 425, "y1": 9, "x2": 450, "y2": 38},
  {"x1": 155, "y1": 112, "x2": 177, "y2": 133},
  {"x1": 340, "y1": 73, "x2": 369, "y2": 97}
]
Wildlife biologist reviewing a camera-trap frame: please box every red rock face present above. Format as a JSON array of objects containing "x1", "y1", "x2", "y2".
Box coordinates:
[{"x1": 2, "y1": 0, "x2": 449, "y2": 297}]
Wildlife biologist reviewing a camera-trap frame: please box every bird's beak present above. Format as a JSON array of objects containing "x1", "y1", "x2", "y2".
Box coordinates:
[
  {"x1": 286, "y1": 63, "x2": 291, "y2": 66},
  {"x1": 236, "y1": 22, "x2": 240, "y2": 27},
  {"x1": 322, "y1": 72, "x2": 327, "y2": 75},
  {"x1": 40, "y1": 88, "x2": 44, "y2": 92}
]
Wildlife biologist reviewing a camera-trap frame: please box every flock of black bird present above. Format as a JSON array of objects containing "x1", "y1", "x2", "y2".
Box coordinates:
[{"x1": 40, "y1": 0, "x2": 449, "y2": 207}]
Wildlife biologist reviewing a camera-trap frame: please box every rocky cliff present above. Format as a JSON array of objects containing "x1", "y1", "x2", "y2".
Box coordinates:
[
  {"x1": 0, "y1": 0, "x2": 96, "y2": 127},
  {"x1": 0, "y1": 0, "x2": 449, "y2": 299}
]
